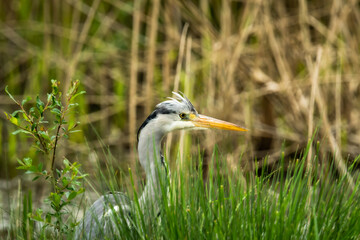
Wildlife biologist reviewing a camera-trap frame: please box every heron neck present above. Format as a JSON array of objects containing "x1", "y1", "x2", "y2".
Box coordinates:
[{"x1": 137, "y1": 131, "x2": 168, "y2": 212}]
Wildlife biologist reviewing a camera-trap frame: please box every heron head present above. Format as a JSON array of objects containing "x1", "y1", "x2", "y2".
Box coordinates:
[{"x1": 137, "y1": 92, "x2": 247, "y2": 142}]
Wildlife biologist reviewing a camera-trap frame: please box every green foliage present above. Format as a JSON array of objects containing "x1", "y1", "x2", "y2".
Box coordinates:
[
  {"x1": 5, "y1": 80, "x2": 85, "y2": 155},
  {"x1": 81, "y1": 146, "x2": 360, "y2": 240},
  {"x1": 4, "y1": 80, "x2": 87, "y2": 238}
]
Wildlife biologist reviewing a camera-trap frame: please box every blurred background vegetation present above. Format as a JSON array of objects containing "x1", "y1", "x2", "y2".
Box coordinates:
[{"x1": 0, "y1": 0, "x2": 360, "y2": 215}]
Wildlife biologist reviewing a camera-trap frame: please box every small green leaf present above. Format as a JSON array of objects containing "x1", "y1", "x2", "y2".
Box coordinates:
[
  {"x1": 51, "y1": 108, "x2": 61, "y2": 116},
  {"x1": 62, "y1": 177, "x2": 69, "y2": 186},
  {"x1": 66, "y1": 80, "x2": 79, "y2": 98},
  {"x1": 5, "y1": 86, "x2": 18, "y2": 104},
  {"x1": 17, "y1": 166, "x2": 28, "y2": 170},
  {"x1": 70, "y1": 91, "x2": 86, "y2": 101},
  {"x1": 36, "y1": 96, "x2": 45, "y2": 115},
  {"x1": 4, "y1": 112, "x2": 19, "y2": 126},
  {"x1": 45, "y1": 213, "x2": 52, "y2": 223},
  {"x1": 78, "y1": 174, "x2": 89, "y2": 179},
  {"x1": 23, "y1": 157, "x2": 32, "y2": 166},
  {"x1": 32, "y1": 176, "x2": 40, "y2": 181},
  {"x1": 67, "y1": 191, "x2": 78, "y2": 201},
  {"x1": 29, "y1": 107, "x2": 36, "y2": 115},
  {"x1": 10, "y1": 117, "x2": 19, "y2": 126},
  {"x1": 50, "y1": 193, "x2": 61, "y2": 207},
  {"x1": 6, "y1": 113, "x2": 19, "y2": 126},
  {"x1": 68, "y1": 103, "x2": 79, "y2": 109},
  {"x1": 77, "y1": 188, "x2": 85, "y2": 194},
  {"x1": 68, "y1": 120, "x2": 79, "y2": 131},
  {"x1": 22, "y1": 96, "x2": 32, "y2": 106},
  {"x1": 50, "y1": 95, "x2": 61, "y2": 108},
  {"x1": 26, "y1": 165, "x2": 38, "y2": 174},
  {"x1": 63, "y1": 158, "x2": 70, "y2": 166},
  {"x1": 29, "y1": 213, "x2": 43, "y2": 222},
  {"x1": 12, "y1": 129, "x2": 32, "y2": 136},
  {"x1": 51, "y1": 79, "x2": 59, "y2": 95},
  {"x1": 17, "y1": 158, "x2": 25, "y2": 166},
  {"x1": 37, "y1": 162, "x2": 43, "y2": 172},
  {"x1": 46, "y1": 93, "x2": 52, "y2": 103},
  {"x1": 22, "y1": 112, "x2": 32, "y2": 123},
  {"x1": 69, "y1": 130, "x2": 81, "y2": 133},
  {"x1": 39, "y1": 131, "x2": 50, "y2": 142},
  {"x1": 38, "y1": 120, "x2": 48, "y2": 124},
  {"x1": 11, "y1": 110, "x2": 23, "y2": 117}
]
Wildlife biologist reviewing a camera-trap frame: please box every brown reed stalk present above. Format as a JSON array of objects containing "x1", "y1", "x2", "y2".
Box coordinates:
[
  {"x1": 312, "y1": 51, "x2": 355, "y2": 190},
  {"x1": 165, "y1": 23, "x2": 189, "y2": 159},
  {"x1": 144, "y1": 0, "x2": 160, "y2": 114},
  {"x1": 335, "y1": 51, "x2": 342, "y2": 158},
  {"x1": 306, "y1": 48, "x2": 322, "y2": 176},
  {"x1": 178, "y1": 37, "x2": 193, "y2": 166},
  {"x1": 64, "y1": 0, "x2": 101, "y2": 92},
  {"x1": 129, "y1": 0, "x2": 142, "y2": 161}
]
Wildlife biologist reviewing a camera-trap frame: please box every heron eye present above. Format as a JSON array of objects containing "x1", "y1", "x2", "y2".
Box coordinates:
[{"x1": 179, "y1": 113, "x2": 186, "y2": 119}]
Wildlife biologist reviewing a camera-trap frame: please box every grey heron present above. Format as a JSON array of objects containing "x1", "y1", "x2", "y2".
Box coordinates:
[{"x1": 75, "y1": 92, "x2": 247, "y2": 239}]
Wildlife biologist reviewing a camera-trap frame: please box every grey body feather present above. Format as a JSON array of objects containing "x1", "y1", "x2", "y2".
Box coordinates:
[{"x1": 74, "y1": 193, "x2": 132, "y2": 239}]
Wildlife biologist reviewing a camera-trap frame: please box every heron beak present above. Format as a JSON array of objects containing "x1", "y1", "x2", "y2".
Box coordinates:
[{"x1": 191, "y1": 114, "x2": 248, "y2": 132}]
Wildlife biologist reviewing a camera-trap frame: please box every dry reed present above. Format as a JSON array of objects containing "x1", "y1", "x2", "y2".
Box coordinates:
[{"x1": 0, "y1": 0, "x2": 359, "y2": 186}]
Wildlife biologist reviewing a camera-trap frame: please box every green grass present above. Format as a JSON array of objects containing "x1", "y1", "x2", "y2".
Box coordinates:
[
  {"x1": 146, "y1": 152, "x2": 359, "y2": 240},
  {"x1": 3, "y1": 139, "x2": 360, "y2": 239},
  {"x1": 80, "y1": 144, "x2": 360, "y2": 239}
]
